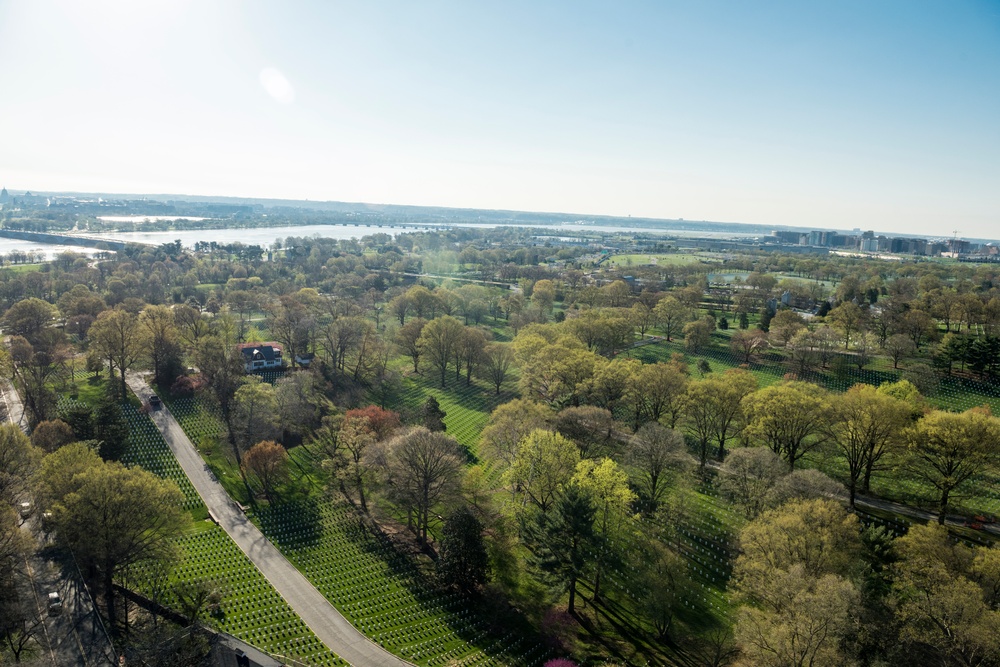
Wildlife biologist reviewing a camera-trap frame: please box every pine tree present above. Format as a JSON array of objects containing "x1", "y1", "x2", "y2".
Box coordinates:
[
  {"x1": 422, "y1": 396, "x2": 447, "y2": 432},
  {"x1": 438, "y1": 507, "x2": 490, "y2": 593}
]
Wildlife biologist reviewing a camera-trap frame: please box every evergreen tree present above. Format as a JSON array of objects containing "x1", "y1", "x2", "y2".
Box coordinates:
[
  {"x1": 422, "y1": 396, "x2": 447, "y2": 432},
  {"x1": 94, "y1": 398, "x2": 129, "y2": 461},
  {"x1": 523, "y1": 483, "x2": 597, "y2": 614},
  {"x1": 437, "y1": 507, "x2": 490, "y2": 594}
]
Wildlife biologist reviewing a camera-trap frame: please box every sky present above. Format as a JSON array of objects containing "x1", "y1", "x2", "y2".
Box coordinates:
[{"x1": 0, "y1": 1, "x2": 998, "y2": 238}]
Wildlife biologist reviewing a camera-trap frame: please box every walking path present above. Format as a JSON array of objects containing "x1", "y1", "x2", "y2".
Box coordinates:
[{"x1": 126, "y1": 373, "x2": 412, "y2": 667}]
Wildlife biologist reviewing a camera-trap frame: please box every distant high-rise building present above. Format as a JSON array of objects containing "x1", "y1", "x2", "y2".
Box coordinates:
[{"x1": 0, "y1": 187, "x2": 8, "y2": 203}]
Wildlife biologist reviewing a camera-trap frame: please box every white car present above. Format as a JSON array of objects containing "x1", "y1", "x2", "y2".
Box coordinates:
[{"x1": 47, "y1": 592, "x2": 62, "y2": 615}]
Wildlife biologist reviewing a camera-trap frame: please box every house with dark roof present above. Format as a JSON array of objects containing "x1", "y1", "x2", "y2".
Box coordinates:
[{"x1": 236, "y1": 342, "x2": 284, "y2": 373}]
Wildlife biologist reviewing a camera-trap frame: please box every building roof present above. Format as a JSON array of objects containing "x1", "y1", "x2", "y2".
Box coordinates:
[{"x1": 236, "y1": 342, "x2": 283, "y2": 362}]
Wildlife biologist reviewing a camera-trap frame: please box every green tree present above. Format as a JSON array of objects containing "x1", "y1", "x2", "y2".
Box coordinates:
[
  {"x1": 437, "y1": 507, "x2": 490, "y2": 594},
  {"x1": 89, "y1": 307, "x2": 147, "y2": 401},
  {"x1": 653, "y1": 296, "x2": 690, "y2": 341},
  {"x1": 892, "y1": 523, "x2": 1000, "y2": 665},
  {"x1": 0, "y1": 424, "x2": 40, "y2": 505},
  {"x1": 230, "y1": 378, "x2": 278, "y2": 456},
  {"x1": 743, "y1": 381, "x2": 830, "y2": 471},
  {"x1": 479, "y1": 399, "x2": 551, "y2": 467},
  {"x1": 523, "y1": 483, "x2": 596, "y2": 614},
  {"x1": 418, "y1": 315, "x2": 465, "y2": 387},
  {"x1": 51, "y1": 462, "x2": 186, "y2": 628},
  {"x1": 421, "y1": 395, "x2": 447, "y2": 432},
  {"x1": 391, "y1": 317, "x2": 425, "y2": 374},
  {"x1": 827, "y1": 383, "x2": 911, "y2": 506},
  {"x1": 572, "y1": 457, "x2": 636, "y2": 600},
  {"x1": 503, "y1": 429, "x2": 580, "y2": 513},
  {"x1": 906, "y1": 406, "x2": 1000, "y2": 524},
  {"x1": 139, "y1": 304, "x2": 182, "y2": 386},
  {"x1": 94, "y1": 397, "x2": 130, "y2": 461},
  {"x1": 828, "y1": 301, "x2": 865, "y2": 349},
  {"x1": 194, "y1": 336, "x2": 250, "y2": 464}
]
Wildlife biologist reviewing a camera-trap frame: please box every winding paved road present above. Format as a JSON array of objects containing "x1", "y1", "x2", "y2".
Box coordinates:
[{"x1": 126, "y1": 373, "x2": 412, "y2": 667}]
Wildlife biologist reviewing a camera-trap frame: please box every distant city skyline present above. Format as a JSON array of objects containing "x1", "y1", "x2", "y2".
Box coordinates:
[{"x1": 1, "y1": 1, "x2": 998, "y2": 238}]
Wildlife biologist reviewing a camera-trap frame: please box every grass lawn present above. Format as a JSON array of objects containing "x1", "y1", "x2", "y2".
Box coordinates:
[{"x1": 605, "y1": 253, "x2": 710, "y2": 268}]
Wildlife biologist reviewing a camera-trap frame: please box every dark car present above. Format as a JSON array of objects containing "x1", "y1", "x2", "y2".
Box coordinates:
[{"x1": 148, "y1": 394, "x2": 162, "y2": 409}]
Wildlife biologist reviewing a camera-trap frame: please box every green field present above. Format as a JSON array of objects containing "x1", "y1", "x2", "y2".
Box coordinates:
[{"x1": 604, "y1": 253, "x2": 709, "y2": 267}]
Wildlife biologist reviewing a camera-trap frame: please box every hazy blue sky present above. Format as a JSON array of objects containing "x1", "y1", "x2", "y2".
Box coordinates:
[{"x1": 1, "y1": 1, "x2": 998, "y2": 237}]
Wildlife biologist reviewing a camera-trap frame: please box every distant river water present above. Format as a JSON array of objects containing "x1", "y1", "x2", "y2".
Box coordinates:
[
  {"x1": 0, "y1": 222, "x2": 744, "y2": 259},
  {"x1": 90, "y1": 222, "x2": 743, "y2": 247}
]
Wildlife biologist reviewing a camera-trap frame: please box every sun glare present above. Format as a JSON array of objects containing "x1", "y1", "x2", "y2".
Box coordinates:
[{"x1": 259, "y1": 67, "x2": 295, "y2": 105}]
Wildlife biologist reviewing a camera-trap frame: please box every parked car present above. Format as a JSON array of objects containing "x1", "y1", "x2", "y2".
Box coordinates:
[
  {"x1": 47, "y1": 592, "x2": 62, "y2": 615},
  {"x1": 148, "y1": 394, "x2": 161, "y2": 409},
  {"x1": 18, "y1": 501, "x2": 31, "y2": 519}
]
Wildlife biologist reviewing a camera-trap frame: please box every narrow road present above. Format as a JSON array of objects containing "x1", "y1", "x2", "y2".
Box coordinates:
[
  {"x1": 0, "y1": 377, "x2": 27, "y2": 432},
  {"x1": 126, "y1": 374, "x2": 412, "y2": 667}
]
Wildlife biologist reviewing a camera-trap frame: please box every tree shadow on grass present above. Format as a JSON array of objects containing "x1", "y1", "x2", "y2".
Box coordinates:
[{"x1": 254, "y1": 496, "x2": 324, "y2": 550}]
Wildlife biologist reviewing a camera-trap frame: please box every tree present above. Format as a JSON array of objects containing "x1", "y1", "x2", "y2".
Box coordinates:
[
  {"x1": 572, "y1": 458, "x2": 636, "y2": 600},
  {"x1": 3, "y1": 336, "x2": 64, "y2": 427},
  {"x1": 734, "y1": 498, "x2": 862, "y2": 598},
  {"x1": 885, "y1": 333, "x2": 916, "y2": 369},
  {"x1": 532, "y1": 279, "x2": 556, "y2": 313},
  {"x1": 1, "y1": 297, "x2": 57, "y2": 345},
  {"x1": 653, "y1": 296, "x2": 690, "y2": 341},
  {"x1": 479, "y1": 343, "x2": 514, "y2": 394},
  {"x1": 455, "y1": 327, "x2": 487, "y2": 385},
  {"x1": 51, "y1": 462, "x2": 185, "y2": 628},
  {"x1": 273, "y1": 370, "x2": 325, "y2": 443},
  {"x1": 30, "y1": 419, "x2": 76, "y2": 453},
  {"x1": 729, "y1": 329, "x2": 768, "y2": 363},
  {"x1": 0, "y1": 504, "x2": 30, "y2": 572},
  {"x1": 421, "y1": 395, "x2": 447, "y2": 432},
  {"x1": 743, "y1": 381, "x2": 830, "y2": 471},
  {"x1": 637, "y1": 543, "x2": 687, "y2": 640},
  {"x1": 382, "y1": 427, "x2": 465, "y2": 545},
  {"x1": 907, "y1": 407, "x2": 1000, "y2": 524},
  {"x1": 684, "y1": 369, "x2": 758, "y2": 466},
  {"x1": 827, "y1": 384, "x2": 911, "y2": 505},
  {"x1": 395, "y1": 317, "x2": 427, "y2": 374},
  {"x1": 194, "y1": 336, "x2": 248, "y2": 464},
  {"x1": 36, "y1": 441, "x2": 103, "y2": 508},
  {"x1": 230, "y1": 378, "x2": 278, "y2": 456},
  {"x1": 683, "y1": 318, "x2": 714, "y2": 353},
  {"x1": 628, "y1": 359, "x2": 689, "y2": 429},
  {"x1": 418, "y1": 315, "x2": 465, "y2": 387},
  {"x1": 437, "y1": 507, "x2": 490, "y2": 594},
  {"x1": 94, "y1": 397, "x2": 130, "y2": 461},
  {"x1": 479, "y1": 399, "x2": 551, "y2": 467},
  {"x1": 718, "y1": 447, "x2": 785, "y2": 520},
  {"x1": 241, "y1": 440, "x2": 289, "y2": 502},
  {"x1": 828, "y1": 301, "x2": 865, "y2": 349},
  {"x1": 89, "y1": 308, "x2": 147, "y2": 401},
  {"x1": 503, "y1": 429, "x2": 580, "y2": 513},
  {"x1": 769, "y1": 309, "x2": 806, "y2": 347},
  {"x1": 139, "y1": 305, "x2": 182, "y2": 386},
  {"x1": 0, "y1": 424, "x2": 40, "y2": 505},
  {"x1": 892, "y1": 523, "x2": 1000, "y2": 665},
  {"x1": 318, "y1": 409, "x2": 391, "y2": 512},
  {"x1": 625, "y1": 422, "x2": 691, "y2": 512},
  {"x1": 554, "y1": 406, "x2": 618, "y2": 459},
  {"x1": 523, "y1": 483, "x2": 596, "y2": 614},
  {"x1": 735, "y1": 565, "x2": 859, "y2": 667}
]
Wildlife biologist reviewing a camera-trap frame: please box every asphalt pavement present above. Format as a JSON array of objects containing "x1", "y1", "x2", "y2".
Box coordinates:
[{"x1": 126, "y1": 373, "x2": 413, "y2": 667}]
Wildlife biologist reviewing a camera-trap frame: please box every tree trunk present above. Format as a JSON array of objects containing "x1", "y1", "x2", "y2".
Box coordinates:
[
  {"x1": 568, "y1": 575, "x2": 577, "y2": 614},
  {"x1": 104, "y1": 566, "x2": 116, "y2": 631},
  {"x1": 939, "y1": 488, "x2": 950, "y2": 525}
]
